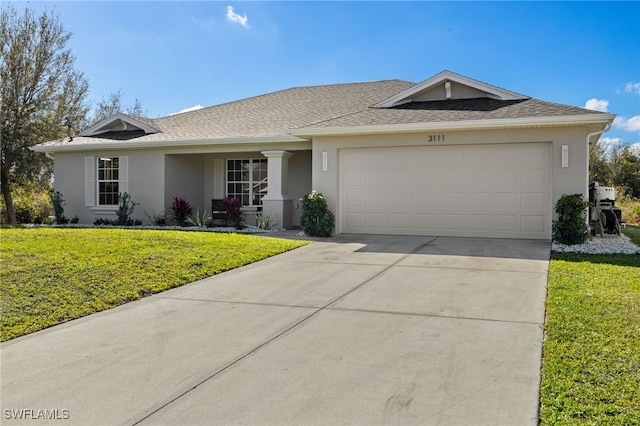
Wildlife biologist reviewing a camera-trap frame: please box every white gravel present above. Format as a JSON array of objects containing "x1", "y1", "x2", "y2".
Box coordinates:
[{"x1": 552, "y1": 233, "x2": 640, "y2": 254}]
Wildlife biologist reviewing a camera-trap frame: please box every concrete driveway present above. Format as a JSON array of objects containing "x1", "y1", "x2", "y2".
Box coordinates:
[{"x1": 1, "y1": 235, "x2": 550, "y2": 425}]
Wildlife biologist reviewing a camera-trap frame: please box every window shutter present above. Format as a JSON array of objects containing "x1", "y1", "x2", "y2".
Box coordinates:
[
  {"x1": 85, "y1": 157, "x2": 95, "y2": 206},
  {"x1": 119, "y1": 156, "x2": 129, "y2": 194}
]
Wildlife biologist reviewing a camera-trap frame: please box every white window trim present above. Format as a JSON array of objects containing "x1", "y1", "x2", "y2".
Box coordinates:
[
  {"x1": 84, "y1": 155, "x2": 128, "y2": 208},
  {"x1": 226, "y1": 158, "x2": 267, "y2": 206}
]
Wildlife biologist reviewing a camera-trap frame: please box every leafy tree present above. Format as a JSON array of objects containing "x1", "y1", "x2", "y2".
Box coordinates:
[
  {"x1": 89, "y1": 89, "x2": 147, "y2": 126},
  {"x1": 589, "y1": 138, "x2": 611, "y2": 185},
  {"x1": 609, "y1": 145, "x2": 640, "y2": 199},
  {"x1": 1, "y1": 5, "x2": 89, "y2": 224}
]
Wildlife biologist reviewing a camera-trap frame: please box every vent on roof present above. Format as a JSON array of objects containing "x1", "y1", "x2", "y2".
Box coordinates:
[{"x1": 80, "y1": 113, "x2": 159, "y2": 138}]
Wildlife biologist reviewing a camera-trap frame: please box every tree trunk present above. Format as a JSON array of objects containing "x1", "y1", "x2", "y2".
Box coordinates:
[{"x1": 1, "y1": 165, "x2": 17, "y2": 224}]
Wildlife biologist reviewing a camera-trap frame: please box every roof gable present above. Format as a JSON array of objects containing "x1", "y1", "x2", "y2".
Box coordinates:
[
  {"x1": 372, "y1": 70, "x2": 529, "y2": 108},
  {"x1": 80, "y1": 113, "x2": 160, "y2": 137}
]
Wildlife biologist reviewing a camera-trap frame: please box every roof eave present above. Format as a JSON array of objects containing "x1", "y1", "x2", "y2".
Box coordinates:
[
  {"x1": 30, "y1": 135, "x2": 310, "y2": 153},
  {"x1": 290, "y1": 114, "x2": 616, "y2": 138}
]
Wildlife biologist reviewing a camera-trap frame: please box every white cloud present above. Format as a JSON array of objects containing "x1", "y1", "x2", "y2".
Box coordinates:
[
  {"x1": 628, "y1": 142, "x2": 640, "y2": 155},
  {"x1": 613, "y1": 115, "x2": 640, "y2": 132},
  {"x1": 170, "y1": 104, "x2": 204, "y2": 116},
  {"x1": 226, "y1": 5, "x2": 249, "y2": 28},
  {"x1": 584, "y1": 98, "x2": 609, "y2": 112},
  {"x1": 624, "y1": 82, "x2": 640, "y2": 95},
  {"x1": 598, "y1": 136, "x2": 622, "y2": 151}
]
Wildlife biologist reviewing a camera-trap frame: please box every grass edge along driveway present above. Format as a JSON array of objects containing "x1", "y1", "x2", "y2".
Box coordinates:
[
  {"x1": 540, "y1": 228, "x2": 640, "y2": 424},
  {"x1": 0, "y1": 228, "x2": 309, "y2": 342}
]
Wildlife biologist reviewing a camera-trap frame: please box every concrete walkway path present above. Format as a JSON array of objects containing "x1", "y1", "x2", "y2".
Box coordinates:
[{"x1": 1, "y1": 235, "x2": 550, "y2": 425}]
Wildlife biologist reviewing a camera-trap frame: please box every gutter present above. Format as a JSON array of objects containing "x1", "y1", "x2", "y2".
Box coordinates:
[{"x1": 29, "y1": 135, "x2": 311, "y2": 153}]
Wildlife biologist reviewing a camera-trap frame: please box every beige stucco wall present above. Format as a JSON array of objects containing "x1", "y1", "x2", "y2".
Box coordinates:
[
  {"x1": 311, "y1": 125, "x2": 601, "y2": 236},
  {"x1": 165, "y1": 154, "x2": 205, "y2": 219},
  {"x1": 53, "y1": 150, "x2": 165, "y2": 224}
]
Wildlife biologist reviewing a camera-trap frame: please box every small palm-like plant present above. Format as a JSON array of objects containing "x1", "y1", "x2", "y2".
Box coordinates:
[{"x1": 185, "y1": 209, "x2": 212, "y2": 228}]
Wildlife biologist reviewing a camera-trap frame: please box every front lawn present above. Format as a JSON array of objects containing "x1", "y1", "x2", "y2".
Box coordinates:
[
  {"x1": 540, "y1": 251, "x2": 640, "y2": 424},
  {"x1": 0, "y1": 228, "x2": 308, "y2": 342}
]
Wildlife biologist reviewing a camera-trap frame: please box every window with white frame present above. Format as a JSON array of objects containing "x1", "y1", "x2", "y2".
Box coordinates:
[
  {"x1": 227, "y1": 159, "x2": 267, "y2": 206},
  {"x1": 97, "y1": 157, "x2": 120, "y2": 205}
]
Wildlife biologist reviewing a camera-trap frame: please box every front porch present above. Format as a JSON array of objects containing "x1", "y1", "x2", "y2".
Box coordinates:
[{"x1": 163, "y1": 150, "x2": 312, "y2": 229}]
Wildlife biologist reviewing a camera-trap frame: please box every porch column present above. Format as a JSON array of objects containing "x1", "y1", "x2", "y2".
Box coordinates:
[{"x1": 261, "y1": 150, "x2": 294, "y2": 230}]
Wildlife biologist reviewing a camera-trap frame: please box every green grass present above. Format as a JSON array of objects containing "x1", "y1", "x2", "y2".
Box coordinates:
[
  {"x1": 622, "y1": 224, "x2": 640, "y2": 246},
  {"x1": 540, "y1": 251, "x2": 640, "y2": 425},
  {"x1": 0, "y1": 228, "x2": 309, "y2": 342}
]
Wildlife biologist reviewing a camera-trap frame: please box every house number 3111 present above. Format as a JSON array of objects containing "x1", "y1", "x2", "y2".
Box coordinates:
[{"x1": 427, "y1": 134, "x2": 445, "y2": 142}]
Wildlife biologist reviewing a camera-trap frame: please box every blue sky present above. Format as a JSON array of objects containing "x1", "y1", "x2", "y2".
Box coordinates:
[{"x1": 11, "y1": 1, "x2": 640, "y2": 146}]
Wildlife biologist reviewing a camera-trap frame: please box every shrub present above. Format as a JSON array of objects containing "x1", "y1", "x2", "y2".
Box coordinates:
[
  {"x1": 185, "y1": 209, "x2": 212, "y2": 228},
  {"x1": 116, "y1": 193, "x2": 138, "y2": 225},
  {"x1": 1, "y1": 185, "x2": 53, "y2": 224},
  {"x1": 256, "y1": 212, "x2": 277, "y2": 230},
  {"x1": 552, "y1": 193, "x2": 591, "y2": 245},
  {"x1": 144, "y1": 210, "x2": 166, "y2": 226},
  {"x1": 170, "y1": 197, "x2": 193, "y2": 227},
  {"x1": 222, "y1": 197, "x2": 244, "y2": 229},
  {"x1": 70, "y1": 215, "x2": 80, "y2": 224},
  {"x1": 300, "y1": 191, "x2": 335, "y2": 237},
  {"x1": 51, "y1": 191, "x2": 68, "y2": 224}
]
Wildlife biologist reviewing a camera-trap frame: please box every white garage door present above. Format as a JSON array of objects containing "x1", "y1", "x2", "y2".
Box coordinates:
[{"x1": 339, "y1": 143, "x2": 552, "y2": 239}]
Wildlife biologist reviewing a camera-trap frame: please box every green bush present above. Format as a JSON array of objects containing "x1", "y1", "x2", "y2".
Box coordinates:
[
  {"x1": 1, "y1": 186, "x2": 53, "y2": 224},
  {"x1": 116, "y1": 192, "x2": 137, "y2": 225},
  {"x1": 52, "y1": 191, "x2": 68, "y2": 224},
  {"x1": 300, "y1": 191, "x2": 335, "y2": 237},
  {"x1": 552, "y1": 194, "x2": 591, "y2": 245}
]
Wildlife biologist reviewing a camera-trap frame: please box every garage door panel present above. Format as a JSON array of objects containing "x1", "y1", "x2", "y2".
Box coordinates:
[
  {"x1": 465, "y1": 170, "x2": 491, "y2": 189},
  {"x1": 439, "y1": 147, "x2": 465, "y2": 165},
  {"x1": 414, "y1": 170, "x2": 438, "y2": 184},
  {"x1": 367, "y1": 171, "x2": 389, "y2": 189},
  {"x1": 367, "y1": 213, "x2": 388, "y2": 228},
  {"x1": 345, "y1": 171, "x2": 366, "y2": 188},
  {"x1": 389, "y1": 192, "x2": 412, "y2": 209},
  {"x1": 521, "y1": 192, "x2": 546, "y2": 209},
  {"x1": 367, "y1": 151, "x2": 388, "y2": 168},
  {"x1": 467, "y1": 214, "x2": 491, "y2": 230},
  {"x1": 345, "y1": 212, "x2": 366, "y2": 228},
  {"x1": 493, "y1": 146, "x2": 520, "y2": 165},
  {"x1": 494, "y1": 192, "x2": 519, "y2": 209},
  {"x1": 439, "y1": 193, "x2": 466, "y2": 210},
  {"x1": 521, "y1": 215, "x2": 546, "y2": 233},
  {"x1": 466, "y1": 193, "x2": 492, "y2": 210},
  {"x1": 464, "y1": 146, "x2": 493, "y2": 165},
  {"x1": 366, "y1": 192, "x2": 388, "y2": 210},
  {"x1": 439, "y1": 214, "x2": 464, "y2": 229},
  {"x1": 391, "y1": 170, "x2": 413, "y2": 186},
  {"x1": 340, "y1": 143, "x2": 551, "y2": 239},
  {"x1": 493, "y1": 215, "x2": 518, "y2": 232},
  {"x1": 492, "y1": 170, "x2": 520, "y2": 189},
  {"x1": 389, "y1": 150, "x2": 414, "y2": 167},
  {"x1": 438, "y1": 170, "x2": 465, "y2": 188}
]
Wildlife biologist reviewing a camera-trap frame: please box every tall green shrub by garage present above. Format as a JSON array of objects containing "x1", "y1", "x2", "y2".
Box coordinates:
[
  {"x1": 300, "y1": 191, "x2": 335, "y2": 237},
  {"x1": 552, "y1": 193, "x2": 591, "y2": 245}
]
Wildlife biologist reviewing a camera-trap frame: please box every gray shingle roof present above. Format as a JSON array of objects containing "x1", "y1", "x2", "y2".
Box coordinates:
[
  {"x1": 34, "y1": 78, "x2": 609, "y2": 150},
  {"x1": 303, "y1": 98, "x2": 603, "y2": 128}
]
